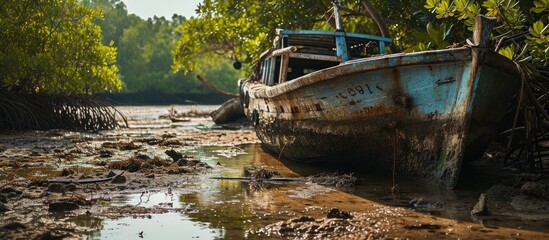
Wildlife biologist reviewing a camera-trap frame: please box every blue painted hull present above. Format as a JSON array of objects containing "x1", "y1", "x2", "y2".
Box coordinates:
[{"x1": 242, "y1": 47, "x2": 519, "y2": 188}]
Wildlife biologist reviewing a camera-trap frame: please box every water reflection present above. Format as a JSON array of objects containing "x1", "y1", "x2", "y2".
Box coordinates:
[
  {"x1": 110, "y1": 190, "x2": 181, "y2": 208},
  {"x1": 90, "y1": 213, "x2": 223, "y2": 240},
  {"x1": 91, "y1": 143, "x2": 548, "y2": 239}
]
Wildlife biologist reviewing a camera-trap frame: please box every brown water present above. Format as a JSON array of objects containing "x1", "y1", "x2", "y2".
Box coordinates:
[{"x1": 88, "y1": 143, "x2": 548, "y2": 239}]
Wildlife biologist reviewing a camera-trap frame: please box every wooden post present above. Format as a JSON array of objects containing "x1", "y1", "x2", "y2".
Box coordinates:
[{"x1": 473, "y1": 15, "x2": 497, "y2": 48}]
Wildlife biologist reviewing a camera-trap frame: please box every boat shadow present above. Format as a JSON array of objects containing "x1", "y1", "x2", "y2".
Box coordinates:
[{"x1": 251, "y1": 143, "x2": 548, "y2": 233}]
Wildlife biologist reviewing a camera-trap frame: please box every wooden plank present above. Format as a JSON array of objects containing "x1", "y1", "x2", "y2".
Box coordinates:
[{"x1": 473, "y1": 15, "x2": 497, "y2": 47}]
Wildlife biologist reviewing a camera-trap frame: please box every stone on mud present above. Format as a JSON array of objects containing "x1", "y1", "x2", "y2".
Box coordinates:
[
  {"x1": 135, "y1": 154, "x2": 150, "y2": 160},
  {"x1": 63, "y1": 184, "x2": 77, "y2": 192},
  {"x1": 1, "y1": 222, "x2": 26, "y2": 230},
  {"x1": 0, "y1": 202, "x2": 9, "y2": 213},
  {"x1": 106, "y1": 171, "x2": 117, "y2": 178},
  {"x1": 326, "y1": 208, "x2": 353, "y2": 219},
  {"x1": 485, "y1": 184, "x2": 520, "y2": 201},
  {"x1": 35, "y1": 230, "x2": 65, "y2": 240},
  {"x1": 0, "y1": 188, "x2": 22, "y2": 200},
  {"x1": 111, "y1": 175, "x2": 127, "y2": 184},
  {"x1": 98, "y1": 150, "x2": 113, "y2": 158},
  {"x1": 165, "y1": 149, "x2": 184, "y2": 161},
  {"x1": 176, "y1": 159, "x2": 189, "y2": 166},
  {"x1": 47, "y1": 183, "x2": 65, "y2": 193},
  {"x1": 0, "y1": 187, "x2": 22, "y2": 195},
  {"x1": 510, "y1": 194, "x2": 549, "y2": 212},
  {"x1": 292, "y1": 216, "x2": 315, "y2": 222},
  {"x1": 508, "y1": 178, "x2": 549, "y2": 212},
  {"x1": 471, "y1": 193, "x2": 488, "y2": 216},
  {"x1": 408, "y1": 197, "x2": 442, "y2": 210},
  {"x1": 48, "y1": 201, "x2": 79, "y2": 212},
  {"x1": 521, "y1": 181, "x2": 549, "y2": 199}
]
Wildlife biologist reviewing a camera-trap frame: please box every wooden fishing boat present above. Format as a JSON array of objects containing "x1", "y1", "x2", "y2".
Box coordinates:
[{"x1": 238, "y1": 15, "x2": 520, "y2": 188}]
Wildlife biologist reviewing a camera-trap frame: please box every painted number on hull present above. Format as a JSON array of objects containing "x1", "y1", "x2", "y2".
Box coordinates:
[{"x1": 336, "y1": 84, "x2": 375, "y2": 99}]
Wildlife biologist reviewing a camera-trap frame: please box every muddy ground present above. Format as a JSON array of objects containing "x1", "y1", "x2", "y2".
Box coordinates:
[{"x1": 0, "y1": 105, "x2": 548, "y2": 239}]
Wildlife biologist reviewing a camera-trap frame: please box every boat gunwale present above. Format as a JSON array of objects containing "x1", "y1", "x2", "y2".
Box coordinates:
[
  {"x1": 246, "y1": 47, "x2": 518, "y2": 100},
  {"x1": 249, "y1": 47, "x2": 471, "y2": 98}
]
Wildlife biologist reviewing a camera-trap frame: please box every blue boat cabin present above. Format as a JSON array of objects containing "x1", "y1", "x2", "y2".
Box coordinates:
[{"x1": 258, "y1": 29, "x2": 392, "y2": 86}]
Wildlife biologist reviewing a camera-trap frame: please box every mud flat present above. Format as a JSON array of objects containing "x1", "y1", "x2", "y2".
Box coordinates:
[{"x1": 0, "y1": 105, "x2": 548, "y2": 239}]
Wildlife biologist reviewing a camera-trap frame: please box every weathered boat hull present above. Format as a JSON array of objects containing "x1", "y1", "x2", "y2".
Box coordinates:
[{"x1": 242, "y1": 47, "x2": 519, "y2": 188}]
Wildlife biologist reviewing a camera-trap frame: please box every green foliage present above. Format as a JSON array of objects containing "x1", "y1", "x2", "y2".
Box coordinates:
[
  {"x1": 498, "y1": 45, "x2": 515, "y2": 60},
  {"x1": 83, "y1": 0, "x2": 244, "y2": 95},
  {"x1": 173, "y1": 0, "x2": 434, "y2": 74},
  {"x1": 527, "y1": 20, "x2": 549, "y2": 66},
  {"x1": 173, "y1": 0, "x2": 332, "y2": 74},
  {"x1": 0, "y1": 0, "x2": 121, "y2": 95},
  {"x1": 419, "y1": 0, "x2": 549, "y2": 74},
  {"x1": 407, "y1": 22, "x2": 452, "y2": 51},
  {"x1": 171, "y1": 0, "x2": 546, "y2": 78},
  {"x1": 532, "y1": 0, "x2": 549, "y2": 13}
]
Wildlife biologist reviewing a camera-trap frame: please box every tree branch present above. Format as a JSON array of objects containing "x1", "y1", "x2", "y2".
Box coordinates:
[
  {"x1": 361, "y1": 0, "x2": 391, "y2": 38},
  {"x1": 196, "y1": 75, "x2": 238, "y2": 98},
  {"x1": 361, "y1": 0, "x2": 396, "y2": 53}
]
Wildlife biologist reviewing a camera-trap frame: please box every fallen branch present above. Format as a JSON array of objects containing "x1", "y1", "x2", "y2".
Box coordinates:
[
  {"x1": 48, "y1": 171, "x2": 126, "y2": 184},
  {"x1": 210, "y1": 176, "x2": 305, "y2": 182}
]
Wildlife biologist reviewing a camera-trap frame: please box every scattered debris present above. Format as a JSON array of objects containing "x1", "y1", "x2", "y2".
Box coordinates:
[
  {"x1": 48, "y1": 175, "x2": 120, "y2": 184},
  {"x1": 107, "y1": 157, "x2": 172, "y2": 172},
  {"x1": 404, "y1": 224, "x2": 443, "y2": 230},
  {"x1": 306, "y1": 172, "x2": 356, "y2": 188},
  {"x1": 135, "y1": 137, "x2": 163, "y2": 145},
  {"x1": 249, "y1": 208, "x2": 403, "y2": 239},
  {"x1": 159, "y1": 139, "x2": 184, "y2": 146},
  {"x1": 159, "y1": 109, "x2": 211, "y2": 119},
  {"x1": 408, "y1": 197, "x2": 442, "y2": 210},
  {"x1": 102, "y1": 141, "x2": 141, "y2": 150},
  {"x1": 326, "y1": 208, "x2": 352, "y2": 219},
  {"x1": 244, "y1": 165, "x2": 280, "y2": 179}
]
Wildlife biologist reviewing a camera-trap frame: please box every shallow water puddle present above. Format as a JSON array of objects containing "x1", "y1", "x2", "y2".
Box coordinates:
[
  {"x1": 88, "y1": 144, "x2": 315, "y2": 239},
  {"x1": 90, "y1": 213, "x2": 223, "y2": 239},
  {"x1": 110, "y1": 190, "x2": 182, "y2": 208}
]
